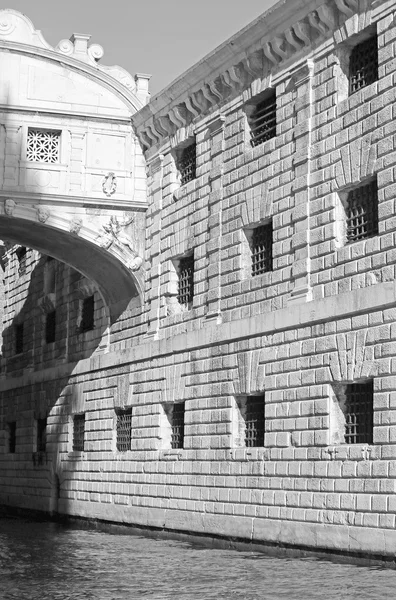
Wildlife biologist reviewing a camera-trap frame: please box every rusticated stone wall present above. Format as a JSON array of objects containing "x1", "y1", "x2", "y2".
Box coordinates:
[{"x1": 2, "y1": 0, "x2": 396, "y2": 560}]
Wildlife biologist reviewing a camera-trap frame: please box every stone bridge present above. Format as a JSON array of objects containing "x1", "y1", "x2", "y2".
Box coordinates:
[{"x1": 0, "y1": 9, "x2": 150, "y2": 321}]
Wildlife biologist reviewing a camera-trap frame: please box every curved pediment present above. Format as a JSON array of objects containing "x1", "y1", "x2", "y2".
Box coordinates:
[{"x1": 0, "y1": 9, "x2": 150, "y2": 113}]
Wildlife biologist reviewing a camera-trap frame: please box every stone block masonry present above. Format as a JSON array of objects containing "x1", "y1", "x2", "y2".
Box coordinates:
[{"x1": 2, "y1": 0, "x2": 396, "y2": 560}]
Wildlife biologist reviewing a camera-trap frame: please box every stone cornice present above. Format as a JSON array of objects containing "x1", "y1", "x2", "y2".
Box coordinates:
[
  {"x1": 133, "y1": 0, "x2": 386, "y2": 152},
  {"x1": 0, "y1": 192, "x2": 148, "y2": 212}
]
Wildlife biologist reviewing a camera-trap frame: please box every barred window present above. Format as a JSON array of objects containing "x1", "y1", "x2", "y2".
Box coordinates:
[
  {"x1": 346, "y1": 180, "x2": 378, "y2": 243},
  {"x1": 178, "y1": 255, "x2": 194, "y2": 307},
  {"x1": 349, "y1": 36, "x2": 378, "y2": 94},
  {"x1": 344, "y1": 381, "x2": 373, "y2": 444},
  {"x1": 80, "y1": 295, "x2": 95, "y2": 333},
  {"x1": 73, "y1": 414, "x2": 85, "y2": 452},
  {"x1": 116, "y1": 408, "x2": 132, "y2": 452},
  {"x1": 15, "y1": 323, "x2": 24, "y2": 354},
  {"x1": 27, "y1": 129, "x2": 61, "y2": 163},
  {"x1": 251, "y1": 222, "x2": 273, "y2": 276},
  {"x1": 8, "y1": 421, "x2": 16, "y2": 454},
  {"x1": 171, "y1": 403, "x2": 185, "y2": 449},
  {"x1": 245, "y1": 396, "x2": 265, "y2": 448},
  {"x1": 37, "y1": 418, "x2": 47, "y2": 453},
  {"x1": 178, "y1": 142, "x2": 196, "y2": 185},
  {"x1": 248, "y1": 92, "x2": 277, "y2": 147},
  {"x1": 45, "y1": 310, "x2": 56, "y2": 344},
  {"x1": 16, "y1": 246, "x2": 27, "y2": 276}
]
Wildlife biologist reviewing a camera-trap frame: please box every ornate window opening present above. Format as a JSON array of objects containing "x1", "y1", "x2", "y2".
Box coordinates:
[
  {"x1": 178, "y1": 254, "x2": 194, "y2": 308},
  {"x1": 14, "y1": 323, "x2": 24, "y2": 355},
  {"x1": 171, "y1": 403, "x2": 185, "y2": 449},
  {"x1": 27, "y1": 128, "x2": 61, "y2": 163},
  {"x1": 178, "y1": 142, "x2": 196, "y2": 185},
  {"x1": 248, "y1": 92, "x2": 277, "y2": 147},
  {"x1": 37, "y1": 417, "x2": 47, "y2": 453},
  {"x1": 251, "y1": 222, "x2": 273, "y2": 276},
  {"x1": 244, "y1": 396, "x2": 265, "y2": 447},
  {"x1": 116, "y1": 408, "x2": 132, "y2": 452},
  {"x1": 346, "y1": 180, "x2": 378, "y2": 243},
  {"x1": 8, "y1": 421, "x2": 16, "y2": 454},
  {"x1": 16, "y1": 246, "x2": 27, "y2": 276},
  {"x1": 80, "y1": 295, "x2": 95, "y2": 333},
  {"x1": 45, "y1": 310, "x2": 56, "y2": 344},
  {"x1": 349, "y1": 36, "x2": 378, "y2": 94},
  {"x1": 344, "y1": 381, "x2": 373, "y2": 444},
  {"x1": 73, "y1": 414, "x2": 85, "y2": 452}
]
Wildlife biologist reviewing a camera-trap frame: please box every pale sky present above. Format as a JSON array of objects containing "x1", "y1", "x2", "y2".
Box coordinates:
[{"x1": 3, "y1": 0, "x2": 279, "y2": 95}]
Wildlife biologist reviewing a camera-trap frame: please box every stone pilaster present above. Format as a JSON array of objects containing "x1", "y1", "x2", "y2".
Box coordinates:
[
  {"x1": 204, "y1": 115, "x2": 226, "y2": 324},
  {"x1": 3, "y1": 124, "x2": 21, "y2": 188},
  {"x1": 69, "y1": 131, "x2": 85, "y2": 193},
  {"x1": 145, "y1": 154, "x2": 164, "y2": 339},
  {"x1": 288, "y1": 60, "x2": 314, "y2": 306}
]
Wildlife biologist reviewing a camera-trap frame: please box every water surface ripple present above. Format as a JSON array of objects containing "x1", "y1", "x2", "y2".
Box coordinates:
[{"x1": 0, "y1": 517, "x2": 395, "y2": 599}]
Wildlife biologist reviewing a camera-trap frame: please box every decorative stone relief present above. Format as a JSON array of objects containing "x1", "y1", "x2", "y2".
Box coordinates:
[
  {"x1": 233, "y1": 349, "x2": 265, "y2": 395},
  {"x1": 163, "y1": 363, "x2": 186, "y2": 404},
  {"x1": 329, "y1": 330, "x2": 377, "y2": 382},
  {"x1": 55, "y1": 39, "x2": 74, "y2": 56},
  {"x1": 36, "y1": 206, "x2": 50, "y2": 223},
  {"x1": 75, "y1": 278, "x2": 96, "y2": 299},
  {"x1": 0, "y1": 12, "x2": 15, "y2": 35},
  {"x1": 69, "y1": 217, "x2": 83, "y2": 235},
  {"x1": 102, "y1": 172, "x2": 117, "y2": 197},
  {"x1": 96, "y1": 215, "x2": 143, "y2": 271},
  {"x1": 38, "y1": 293, "x2": 55, "y2": 314},
  {"x1": 4, "y1": 199, "x2": 16, "y2": 216},
  {"x1": 88, "y1": 44, "x2": 104, "y2": 62}
]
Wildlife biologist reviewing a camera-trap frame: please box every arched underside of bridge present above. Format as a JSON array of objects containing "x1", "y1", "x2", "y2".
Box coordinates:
[{"x1": 0, "y1": 217, "x2": 142, "y2": 323}]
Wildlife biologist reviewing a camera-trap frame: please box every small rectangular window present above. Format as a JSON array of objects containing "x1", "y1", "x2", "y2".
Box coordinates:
[
  {"x1": 244, "y1": 396, "x2": 265, "y2": 447},
  {"x1": 16, "y1": 246, "x2": 27, "y2": 276},
  {"x1": 8, "y1": 421, "x2": 16, "y2": 454},
  {"x1": 45, "y1": 310, "x2": 56, "y2": 344},
  {"x1": 171, "y1": 403, "x2": 185, "y2": 449},
  {"x1": 349, "y1": 36, "x2": 378, "y2": 94},
  {"x1": 37, "y1": 417, "x2": 47, "y2": 453},
  {"x1": 344, "y1": 381, "x2": 373, "y2": 444},
  {"x1": 27, "y1": 128, "x2": 61, "y2": 163},
  {"x1": 116, "y1": 408, "x2": 132, "y2": 452},
  {"x1": 15, "y1": 323, "x2": 24, "y2": 354},
  {"x1": 178, "y1": 255, "x2": 194, "y2": 308},
  {"x1": 73, "y1": 414, "x2": 85, "y2": 452},
  {"x1": 80, "y1": 295, "x2": 95, "y2": 333},
  {"x1": 251, "y1": 222, "x2": 273, "y2": 276},
  {"x1": 178, "y1": 142, "x2": 196, "y2": 185},
  {"x1": 248, "y1": 92, "x2": 277, "y2": 147},
  {"x1": 346, "y1": 180, "x2": 378, "y2": 243}
]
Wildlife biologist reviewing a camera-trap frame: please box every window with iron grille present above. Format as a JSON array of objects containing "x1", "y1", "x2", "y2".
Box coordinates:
[
  {"x1": 73, "y1": 414, "x2": 85, "y2": 452},
  {"x1": 16, "y1": 246, "x2": 27, "y2": 276},
  {"x1": 8, "y1": 421, "x2": 16, "y2": 454},
  {"x1": 346, "y1": 180, "x2": 378, "y2": 243},
  {"x1": 178, "y1": 142, "x2": 196, "y2": 185},
  {"x1": 116, "y1": 408, "x2": 132, "y2": 452},
  {"x1": 248, "y1": 92, "x2": 277, "y2": 147},
  {"x1": 349, "y1": 36, "x2": 378, "y2": 94},
  {"x1": 171, "y1": 403, "x2": 185, "y2": 449},
  {"x1": 80, "y1": 295, "x2": 95, "y2": 333},
  {"x1": 45, "y1": 310, "x2": 56, "y2": 344},
  {"x1": 344, "y1": 381, "x2": 373, "y2": 444},
  {"x1": 15, "y1": 323, "x2": 24, "y2": 354},
  {"x1": 27, "y1": 128, "x2": 61, "y2": 163},
  {"x1": 251, "y1": 222, "x2": 273, "y2": 276},
  {"x1": 37, "y1": 418, "x2": 47, "y2": 452},
  {"x1": 244, "y1": 396, "x2": 265, "y2": 447},
  {"x1": 178, "y1": 255, "x2": 194, "y2": 307}
]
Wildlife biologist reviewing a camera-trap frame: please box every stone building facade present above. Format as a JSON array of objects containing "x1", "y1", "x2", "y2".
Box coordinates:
[{"x1": 1, "y1": 0, "x2": 396, "y2": 559}]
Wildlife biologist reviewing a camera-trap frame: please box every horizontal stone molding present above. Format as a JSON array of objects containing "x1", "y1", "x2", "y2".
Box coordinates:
[{"x1": 1, "y1": 280, "x2": 395, "y2": 392}]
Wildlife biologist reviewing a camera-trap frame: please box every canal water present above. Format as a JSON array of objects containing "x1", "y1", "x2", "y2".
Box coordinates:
[{"x1": 0, "y1": 517, "x2": 395, "y2": 599}]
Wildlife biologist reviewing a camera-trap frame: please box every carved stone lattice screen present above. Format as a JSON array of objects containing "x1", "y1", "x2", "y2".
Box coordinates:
[{"x1": 27, "y1": 129, "x2": 60, "y2": 163}]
